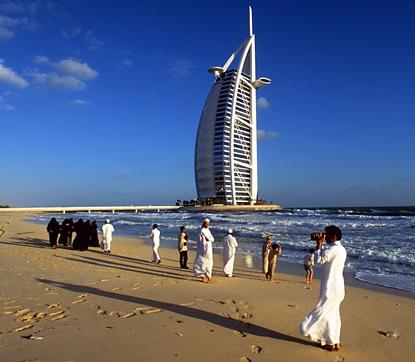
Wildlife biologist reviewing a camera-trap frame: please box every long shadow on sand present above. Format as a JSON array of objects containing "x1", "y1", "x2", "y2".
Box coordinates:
[
  {"x1": 56, "y1": 254, "x2": 193, "y2": 282},
  {"x1": 94, "y1": 252, "x2": 266, "y2": 282},
  {"x1": 37, "y1": 277, "x2": 315, "y2": 348},
  {"x1": 0, "y1": 236, "x2": 50, "y2": 249}
]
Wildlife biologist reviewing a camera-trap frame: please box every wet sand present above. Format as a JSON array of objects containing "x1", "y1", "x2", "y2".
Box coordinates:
[{"x1": 0, "y1": 213, "x2": 414, "y2": 362}]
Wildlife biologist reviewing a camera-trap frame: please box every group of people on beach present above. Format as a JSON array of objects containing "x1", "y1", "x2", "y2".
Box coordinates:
[
  {"x1": 46, "y1": 217, "x2": 113, "y2": 252},
  {"x1": 46, "y1": 216, "x2": 347, "y2": 352},
  {"x1": 150, "y1": 218, "x2": 281, "y2": 283}
]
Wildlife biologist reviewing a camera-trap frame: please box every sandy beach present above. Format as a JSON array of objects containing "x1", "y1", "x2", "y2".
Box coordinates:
[{"x1": 0, "y1": 213, "x2": 414, "y2": 362}]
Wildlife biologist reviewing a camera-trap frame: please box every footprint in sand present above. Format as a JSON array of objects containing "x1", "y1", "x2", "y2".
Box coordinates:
[
  {"x1": 71, "y1": 299, "x2": 86, "y2": 304},
  {"x1": 133, "y1": 307, "x2": 151, "y2": 313},
  {"x1": 21, "y1": 335, "x2": 44, "y2": 340},
  {"x1": 51, "y1": 314, "x2": 66, "y2": 321},
  {"x1": 240, "y1": 357, "x2": 251, "y2": 362},
  {"x1": 233, "y1": 330, "x2": 247, "y2": 337},
  {"x1": 217, "y1": 299, "x2": 236, "y2": 305},
  {"x1": 335, "y1": 356, "x2": 345, "y2": 362},
  {"x1": 48, "y1": 310, "x2": 65, "y2": 318},
  {"x1": 108, "y1": 311, "x2": 122, "y2": 317},
  {"x1": 242, "y1": 312, "x2": 252, "y2": 320},
  {"x1": 144, "y1": 309, "x2": 163, "y2": 314},
  {"x1": 14, "y1": 324, "x2": 34, "y2": 332},
  {"x1": 131, "y1": 286, "x2": 143, "y2": 291},
  {"x1": 378, "y1": 330, "x2": 400, "y2": 338},
  {"x1": 250, "y1": 345, "x2": 262, "y2": 354},
  {"x1": 47, "y1": 303, "x2": 61, "y2": 309},
  {"x1": 122, "y1": 312, "x2": 136, "y2": 319}
]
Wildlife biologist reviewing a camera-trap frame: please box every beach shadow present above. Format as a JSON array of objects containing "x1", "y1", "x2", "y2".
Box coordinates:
[
  {"x1": 103, "y1": 253, "x2": 264, "y2": 281},
  {"x1": 0, "y1": 236, "x2": 50, "y2": 249},
  {"x1": 55, "y1": 254, "x2": 193, "y2": 282},
  {"x1": 37, "y1": 277, "x2": 315, "y2": 347}
]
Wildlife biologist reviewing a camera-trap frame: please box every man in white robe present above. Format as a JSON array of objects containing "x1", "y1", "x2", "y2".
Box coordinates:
[
  {"x1": 101, "y1": 219, "x2": 115, "y2": 253},
  {"x1": 193, "y1": 218, "x2": 214, "y2": 283},
  {"x1": 150, "y1": 224, "x2": 161, "y2": 264},
  {"x1": 223, "y1": 229, "x2": 238, "y2": 277},
  {"x1": 300, "y1": 225, "x2": 347, "y2": 351}
]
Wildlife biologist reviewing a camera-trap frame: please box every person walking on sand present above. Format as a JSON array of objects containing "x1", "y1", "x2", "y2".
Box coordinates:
[
  {"x1": 266, "y1": 243, "x2": 282, "y2": 281},
  {"x1": 102, "y1": 218, "x2": 114, "y2": 254},
  {"x1": 300, "y1": 226, "x2": 347, "y2": 352},
  {"x1": 193, "y1": 218, "x2": 214, "y2": 283},
  {"x1": 178, "y1": 226, "x2": 189, "y2": 269},
  {"x1": 223, "y1": 229, "x2": 238, "y2": 277},
  {"x1": 262, "y1": 235, "x2": 272, "y2": 275},
  {"x1": 46, "y1": 217, "x2": 60, "y2": 249},
  {"x1": 150, "y1": 224, "x2": 161, "y2": 264},
  {"x1": 304, "y1": 248, "x2": 315, "y2": 284}
]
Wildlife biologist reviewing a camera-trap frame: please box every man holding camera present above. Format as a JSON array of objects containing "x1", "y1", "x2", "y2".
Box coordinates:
[{"x1": 300, "y1": 225, "x2": 347, "y2": 351}]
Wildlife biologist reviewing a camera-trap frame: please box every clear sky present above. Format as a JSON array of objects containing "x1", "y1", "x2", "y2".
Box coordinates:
[{"x1": 0, "y1": 0, "x2": 414, "y2": 207}]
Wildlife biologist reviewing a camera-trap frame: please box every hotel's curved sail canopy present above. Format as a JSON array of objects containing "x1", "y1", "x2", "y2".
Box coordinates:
[{"x1": 194, "y1": 7, "x2": 271, "y2": 205}]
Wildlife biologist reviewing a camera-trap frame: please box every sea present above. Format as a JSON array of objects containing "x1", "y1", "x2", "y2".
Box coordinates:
[{"x1": 34, "y1": 206, "x2": 415, "y2": 295}]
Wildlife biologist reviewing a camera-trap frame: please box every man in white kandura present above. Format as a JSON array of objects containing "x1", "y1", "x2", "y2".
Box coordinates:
[
  {"x1": 300, "y1": 225, "x2": 347, "y2": 352},
  {"x1": 150, "y1": 224, "x2": 161, "y2": 264},
  {"x1": 102, "y1": 218, "x2": 115, "y2": 254},
  {"x1": 223, "y1": 229, "x2": 238, "y2": 277},
  {"x1": 193, "y1": 218, "x2": 214, "y2": 283}
]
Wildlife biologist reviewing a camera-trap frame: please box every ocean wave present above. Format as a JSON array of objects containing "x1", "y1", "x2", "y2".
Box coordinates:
[{"x1": 354, "y1": 270, "x2": 415, "y2": 294}]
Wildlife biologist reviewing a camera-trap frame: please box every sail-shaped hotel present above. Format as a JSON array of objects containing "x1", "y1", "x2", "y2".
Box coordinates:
[{"x1": 195, "y1": 7, "x2": 271, "y2": 205}]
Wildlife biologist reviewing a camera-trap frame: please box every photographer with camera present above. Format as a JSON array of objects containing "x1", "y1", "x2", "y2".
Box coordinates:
[{"x1": 300, "y1": 225, "x2": 347, "y2": 352}]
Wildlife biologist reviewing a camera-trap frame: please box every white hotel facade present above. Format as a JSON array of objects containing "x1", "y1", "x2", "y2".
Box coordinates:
[{"x1": 194, "y1": 7, "x2": 271, "y2": 205}]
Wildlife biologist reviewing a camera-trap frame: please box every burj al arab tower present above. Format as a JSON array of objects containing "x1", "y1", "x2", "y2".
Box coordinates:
[{"x1": 195, "y1": 7, "x2": 271, "y2": 206}]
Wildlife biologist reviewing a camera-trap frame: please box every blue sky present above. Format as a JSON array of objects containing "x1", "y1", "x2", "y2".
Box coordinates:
[{"x1": 0, "y1": 0, "x2": 414, "y2": 207}]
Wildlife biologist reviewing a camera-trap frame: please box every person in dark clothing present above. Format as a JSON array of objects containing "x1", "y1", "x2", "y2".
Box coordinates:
[
  {"x1": 58, "y1": 219, "x2": 72, "y2": 246},
  {"x1": 47, "y1": 218, "x2": 60, "y2": 249},
  {"x1": 72, "y1": 219, "x2": 84, "y2": 250},
  {"x1": 82, "y1": 220, "x2": 91, "y2": 251},
  {"x1": 58, "y1": 219, "x2": 66, "y2": 245},
  {"x1": 90, "y1": 221, "x2": 100, "y2": 247}
]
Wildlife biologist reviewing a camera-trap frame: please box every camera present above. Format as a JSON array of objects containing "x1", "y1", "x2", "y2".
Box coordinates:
[{"x1": 310, "y1": 232, "x2": 325, "y2": 241}]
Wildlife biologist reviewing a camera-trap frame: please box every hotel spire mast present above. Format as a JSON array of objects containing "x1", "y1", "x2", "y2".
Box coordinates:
[{"x1": 195, "y1": 6, "x2": 271, "y2": 205}]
